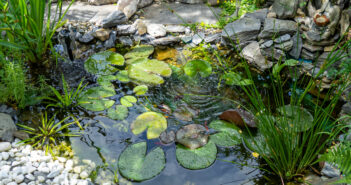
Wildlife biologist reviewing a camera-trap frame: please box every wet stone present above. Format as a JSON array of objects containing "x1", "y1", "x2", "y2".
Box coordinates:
[{"x1": 176, "y1": 124, "x2": 208, "y2": 150}]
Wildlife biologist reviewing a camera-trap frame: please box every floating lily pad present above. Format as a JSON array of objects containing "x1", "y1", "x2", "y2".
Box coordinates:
[
  {"x1": 184, "y1": 60, "x2": 212, "y2": 78},
  {"x1": 124, "y1": 45, "x2": 154, "y2": 59},
  {"x1": 209, "y1": 120, "x2": 242, "y2": 147},
  {"x1": 243, "y1": 131, "x2": 270, "y2": 156},
  {"x1": 97, "y1": 75, "x2": 118, "y2": 87},
  {"x1": 223, "y1": 72, "x2": 253, "y2": 86},
  {"x1": 126, "y1": 57, "x2": 148, "y2": 65},
  {"x1": 128, "y1": 59, "x2": 172, "y2": 85},
  {"x1": 133, "y1": 85, "x2": 148, "y2": 95},
  {"x1": 176, "y1": 141, "x2": 217, "y2": 170},
  {"x1": 276, "y1": 105, "x2": 314, "y2": 132},
  {"x1": 116, "y1": 70, "x2": 131, "y2": 83},
  {"x1": 118, "y1": 142, "x2": 165, "y2": 181},
  {"x1": 120, "y1": 96, "x2": 137, "y2": 107},
  {"x1": 84, "y1": 51, "x2": 124, "y2": 75},
  {"x1": 131, "y1": 112, "x2": 167, "y2": 139},
  {"x1": 176, "y1": 124, "x2": 208, "y2": 150},
  {"x1": 108, "y1": 105, "x2": 128, "y2": 120},
  {"x1": 79, "y1": 86, "x2": 116, "y2": 111}
]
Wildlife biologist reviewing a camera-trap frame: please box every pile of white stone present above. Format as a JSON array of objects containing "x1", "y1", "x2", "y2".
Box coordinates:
[{"x1": 0, "y1": 139, "x2": 95, "y2": 185}]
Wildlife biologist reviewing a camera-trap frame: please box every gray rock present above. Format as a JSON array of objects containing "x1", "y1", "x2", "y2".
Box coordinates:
[
  {"x1": 243, "y1": 8, "x2": 268, "y2": 24},
  {"x1": 177, "y1": 0, "x2": 203, "y2": 4},
  {"x1": 260, "y1": 40, "x2": 273, "y2": 49},
  {"x1": 146, "y1": 24, "x2": 167, "y2": 38},
  {"x1": 138, "y1": 0, "x2": 153, "y2": 8},
  {"x1": 192, "y1": 32, "x2": 205, "y2": 45},
  {"x1": 274, "y1": 34, "x2": 291, "y2": 44},
  {"x1": 116, "y1": 0, "x2": 138, "y2": 19},
  {"x1": 0, "y1": 113, "x2": 16, "y2": 142},
  {"x1": 241, "y1": 41, "x2": 273, "y2": 71},
  {"x1": 272, "y1": 0, "x2": 298, "y2": 19},
  {"x1": 88, "y1": 0, "x2": 116, "y2": 5},
  {"x1": 181, "y1": 36, "x2": 192, "y2": 43},
  {"x1": 101, "y1": 11, "x2": 127, "y2": 28},
  {"x1": 117, "y1": 25, "x2": 137, "y2": 35},
  {"x1": 321, "y1": 162, "x2": 341, "y2": 178},
  {"x1": 133, "y1": 19, "x2": 147, "y2": 35},
  {"x1": 303, "y1": 43, "x2": 324, "y2": 52},
  {"x1": 301, "y1": 49, "x2": 319, "y2": 60},
  {"x1": 165, "y1": 25, "x2": 186, "y2": 33},
  {"x1": 204, "y1": 33, "x2": 220, "y2": 43},
  {"x1": 159, "y1": 131, "x2": 175, "y2": 144},
  {"x1": 261, "y1": 47, "x2": 286, "y2": 61},
  {"x1": 258, "y1": 18, "x2": 297, "y2": 39},
  {"x1": 78, "y1": 33, "x2": 94, "y2": 43},
  {"x1": 0, "y1": 142, "x2": 11, "y2": 152},
  {"x1": 289, "y1": 33, "x2": 303, "y2": 59},
  {"x1": 339, "y1": 102, "x2": 351, "y2": 126},
  {"x1": 222, "y1": 17, "x2": 261, "y2": 48},
  {"x1": 274, "y1": 40, "x2": 293, "y2": 51},
  {"x1": 92, "y1": 28, "x2": 111, "y2": 42},
  {"x1": 104, "y1": 31, "x2": 117, "y2": 49},
  {"x1": 133, "y1": 34, "x2": 154, "y2": 45},
  {"x1": 152, "y1": 36, "x2": 180, "y2": 46},
  {"x1": 118, "y1": 36, "x2": 133, "y2": 46}
]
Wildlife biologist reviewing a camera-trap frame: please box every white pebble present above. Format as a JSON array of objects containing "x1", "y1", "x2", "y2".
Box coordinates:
[
  {"x1": 0, "y1": 142, "x2": 12, "y2": 152},
  {"x1": 79, "y1": 171, "x2": 89, "y2": 179},
  {"x1": 25, "y1": 173, "x2": 35, "y2": 181},
  {"x1": 77, "y1": 180, "x2": 89, "y2": 185},
  {"x1": 7, "y1": 182, "x2": 17, "y2": 185},
  {"x1": 57, "y1": 157, "x2": 67, "y2": 163},
  {"x1": 37, "y1": 175, "x2": 45, "y2": 182},
  {"x1": 73, "y1": 166, "x2": 82, "y2": 174},
  {"x1": 47, "y1": 170, "x2": 61, "y2": 179},
  {"x1": 14, "y1": 174, "x2": 24, "y2": 183}
]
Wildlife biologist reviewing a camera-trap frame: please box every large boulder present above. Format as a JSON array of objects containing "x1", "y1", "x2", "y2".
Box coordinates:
[
  {"x1": 258, "y1": 18, "x2": 297, "y2": 39},
  {"x1": 221, "y1": 17, "x2": 261, "y2": 48},
  {"x1": 271, "y1": 0, "x2": 299, "y2": 19},
  {"x1": 88, "y1": 0, "x2": 116, "y2": 5},
  {"x1": 116, "y1": 0, "x2": 139, "y2": 19},
  {"x1": 241, "y1": 41, "x2": 273, "y2": 71},
  {"x1": 101, "y1": 10, "x2": 127, "y2": 28},
  {"x1": 0, "y1": 113, "x2": 17, "y2": 142}
]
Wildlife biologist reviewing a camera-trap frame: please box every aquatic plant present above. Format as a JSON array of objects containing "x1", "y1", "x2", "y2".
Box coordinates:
[
  {"x1": 131, "y1": 112, "x2": 167, "y2": 139},
  {"x1": 78, "y1": 85, "x2": 116, "y2": 112},
  {"x1": 84, "y1": 51, "x2": 125, "y2": 75},
  {"x1": 107, "y1": 105, "x2": 129, "y2": 121},
  {"x1": 17, "y1": 112, "x2": 80, "y2": 155},
  {"x1": 209, "y1": 120, "x2": 242, "y2": 147},
  {"x1": 184, "y1": 59, "x2": 212, "y2": 78}
]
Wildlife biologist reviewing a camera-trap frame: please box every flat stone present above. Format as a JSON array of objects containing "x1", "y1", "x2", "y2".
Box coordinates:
[
  {"x1": 260, "y1": 40, "x2": 273, "y2": 49},
  {"x1": 147, "y1": 24, "x2": 167, "y2": 38},
  {"x1": 47, "y1": 170, "x2": 61, "y2": 179},
  {"x1": 165, "y1": 25, "x2": 186, "y2": 33},
  {"x1": 88, "y1": 0, "x2": 115, "y2": 6},
  {"x1": 0, "y1": 113, "x2": 16, "y2": 142},
  {"x1": 204, "y1": 33, "x2": 220, "y2": 43},
  {"x1": 303, "y1": 43, "x2": 324, "y2": 52},
  {"x1": 289, "y1": 33, "x2": 303, "y2": 59},
  {"x1": 192, "y1": 32, "x2": 205, "y2": 45},
  {"x1": 177, "y1": 0, "x2": 203, "y2": 4},
  {"x1": 260, "y1": 46, "x2": 286, "y2": 61},
  {"x1": 78, "y1": 33, "x2": 94, "y2": 43},
  {"x1": 101, "y1": 10, "x2": 127, "y2": 28},
  {"x1": 274, "y1": 40, "x2": 293, "y2": 51},
  {"x1": 133, "y1": 19, "x2": 147, "y2": 35},
  {"x1": 104, "y1": 31, "x2": 117, "y2": 48},
  {"x1": 321, "y1": 162, "x2": 341, "y2": 178},
  {"x1": 118, "y1": 36, "x2": 133, "y2": 46},
  {"x1": 241, "y1": 41, "x2": 273, "y2": 71},
  {"x1": 301, "y1": 49, "x2": 319, "y2": 60},
  {"x1": 116, "y1": 25, "x2": 137, "y2": 35},
  {"x1": 324, "y1": 45, "x2": 336, "y2": 52},
  {"x1": 243, "y1": 8, "x2": 268, "y2": 24},
  {"x1": 116, "y1": 0, "x2": 138, "y2": 19},
  {"x1": 152, "y1": 36, "x2": 180, "y2": 46},
  {"x1": 259, "y1": 18, "x2": 297, "y2": 39},
  {"x1": 274, "y1": 34, "x2": 291, "y2": 43},
  {"x1": 92, "y1": 28, "x2": 111, "y2": 41},
  {"x1": 272, "y1": 0, "x2": 298, "y2": 19},
  {"x1": 181, "y1": 36, "x2": 192, "y2": 43}
]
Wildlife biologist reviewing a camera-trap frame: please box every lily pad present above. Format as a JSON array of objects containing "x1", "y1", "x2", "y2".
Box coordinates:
[
  {"x1": 184, "y1": 60, "x2": 212, "y2": 78},
  {"x1": 97, "y1": 75, "x2": 118, "y2": 87},
  {"x1": 243, "y1": 131, "x2": 270, "y2": 156},
  {"x1": 276, "y1": 105, "x2": 314, "y2": 132},
  {"x1": 223, "y1": 72, "x2": 253, "y2": 86},
  {"x1": 131, "y1": 112, "x2": 167, "y2": 139},
  {"x1": 84, "y1": 51, "x2": 124, "y2": 75},
  {"x1": 120, "y1": 96, "x2": 137, "y2": 107},
  {"x1": 126, "y1": 57, "x2": 148, "y2": 65},
  {"x1": 108, "y1": 105, "x2": 128, "y2": 120},
  {"x1": 79, "y1": 86, "x2": 116, "y2": 111},
  {"x1": 128, "y1": 59, "x2": 172, "y2": 85},
  {"x1": 118, "y1": 142, "x2": 165, "y2": 181},
  {"x1": 124, "y1": 45, "x2": 154, "y2": 59},
  {"x1": 209, "y1": 120, "x2": 242, "y2": 147},
  {"x1": 176, "y1": 124, "x2": 208, "y2": 150},
  {"x1": 116, "y1": 70, "x2": 131, "y2": 83},
  {"x1": 176, "y1": 141, "x2": 217, "y2": 170},
  {"x1": 133, "y1": 85, "x2": 148, "y2": 96}
]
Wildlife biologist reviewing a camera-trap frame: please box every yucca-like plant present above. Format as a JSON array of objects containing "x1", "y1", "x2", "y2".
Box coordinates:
[{"x1": 17, "y1": 112, "x2": 80, "y2": 155}]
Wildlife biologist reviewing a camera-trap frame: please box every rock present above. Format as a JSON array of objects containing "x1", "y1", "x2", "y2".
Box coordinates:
[
  {"x1": 104, "y1": 31, "x2": 117, "y2": 48},
  {"x1": 146, "y1": 24, "x2": 167, "y2": 38},
  {"x1": 92, "y1": 29, "x2": 111, "y2": 42},
  {"x1": 78, "y1": 33, "x2": 94, "y2": 43},
  {"x1": 289, "y1": 33, "x2": 303, "y2": 59},
  {"x1": 101, "y1": 10, "x2": 127, "y2": 28},
  {"x1": 192, "y1": 32, "x2": 205, "y2": 45},
  {"x1": 37, "y1": 176, "x2": 45, "y2": 182},
  {"x1": 133, "y1": 34, "x2": 154, "y2": 45},
  {"x1": 159, "y1": 131, "x2": 176, "y2": 144},
  {"x1": 165, "y1": 25, "x2": 186, "y2": 33},
  {"x1": 88, "y1": 0, "x2": 116, "y2": 5},
  {"x1": 274, "y1": 40, "x2": 293, "y2": 51},
  {"x1": 116, "y1": 25, "x2": 136, "y2": 35},
  {"x1": 321, "y1": 162, "x2": 341, "y2": 178},
  {"x1": 0, "y1": 113, "x2": 17, "y2": 142},
  {"x1": 260, "y1": 40, "x2": 273, "y2": 49},
  {"x1": 204, "y1": 33, "x2": 220, "y2": 43},
  {"x1": 0, "y1": 142, "x2": 11, "y2": 152},
  {"x1": 258, "y1": 18, "x2": 297, "y2": 39},
  {"x1": 176, "y1": 124, "x2": 208, "y2": 150},
  {"x1": 301, "y1": 49, "x2": 318, "y2": 60},
  {"x1": 274, "y1": 34, "x2": 291, "y2": 44},
  {"x1": 2, "y1": 152, "x2": 9, "y2": 160},
  {"x1": 222, "y1": 17, "x2": 261, "y2": 48},
  {"x1": 152, "y1": 36, "x2": 180, "y2": 46},
  {"x1": 138, "y1": 0, "x2": 153, "y2": 8},
  {"x1": 116, "y1": 0, "x2": 138, "y2": 19},
  {"x1": 339, "y1": 102, "x2": 351, "y2": 126},
  {"x1": 14, "y1": 174, "x2": 24, "y2": 183},
  {"x1": 303, "y1": 43, "x2": 324, "y2": 52},
  {"x1": 241, "y1": 41, "x2": 273, "y2": 71},
  {"x1": 324, "y1": 45, "x2": 336, "y2": 52},
  {"x1": 133, "y1": 19, "x2": 147, "y2": 35},
  {"x1": 267, "y1": 12, "x2": 277, "y2": 18},
  {"x1": 118, "y1": 36, "x2": 133, "y2": 46},
  {"x1": 261, "y1": 46, "x2": 286, "y2": 61},
  {"x1": 272, "y1": 0, "x2": 298, "y2": 19},
  {"x1": 13, "y1": 131, "x2": 29, "y2": 140},
  {"x1": 181, "y1": 36, "x2": 192, "y2": 43},
  {"x1": 243, "y1": 8, "x2": 268, "y2": 24},
  {"x1": 207, "y1": 0, "x2": 219, "y2": 6},
  {"x1": 177, "y1": 0, "x2": 203, "y2": 4},
  {"x1": 80, "y1": 171, "x2": 89, "y2": 179}
]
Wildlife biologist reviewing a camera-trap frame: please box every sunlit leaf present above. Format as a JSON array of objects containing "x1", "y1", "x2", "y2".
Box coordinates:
[
  {"x1": 133, "y1": 85, "x2": 148, "y2": 95},
  {"x1": 131, "y1": 112, "x2": 167, "y2": 139},
  {"x1": 209, "y1": 120, "x2": 242, "y2": 147},
  {"x1": 120, "y1": 96, "x2": 137, "y2": 107},
  {"x1": 184, "y1": 59, "x2": 212, "y2": 78}
]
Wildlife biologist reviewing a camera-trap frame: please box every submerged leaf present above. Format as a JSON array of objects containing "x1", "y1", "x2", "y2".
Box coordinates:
[
  {"x1": 97, "y1": 75, "x2": 118, "y2": 87},
  {"x1": 120, "y1": 96, "x2": 137, "y2": 107},
  {"x1": 118, "y1": 142, "x2": 165, "y2": 181},
  {"x1": 276, "y1": 105, "x2": 314, "y2": 132},
  {"x1": 131, "y1": 112, "x2": 167, "y2": 139},
  {"x1": 79, "y1": 86, "x2": 116, "y2": 111},
  {"x1": 223, "y1": 72, "x2": 253, "y2": 86},
  {"x1": 133, "y1": 85, "x2": 148, "y2": 95},
  {"x1": 243, "y1": 131, "x2": 270, "y2": 156},
  {"x1": 116, "y1": 70, "x2": 131, "y2": 83},
  {"x1": 209, "y1": 120, "x2": 241, "y2": 147},
  {"x1": 84, "y1": 51, "x2": 123, "y2": 75},
  {"x1": 107, "y1": 53, "x2": 125, "y2": 66},
  {"x1": 107, "y1": 105, "x2": 128, "y2": 120},
  {"x1": 184, "y1": 59, "x2": 212, "y2": 78}
]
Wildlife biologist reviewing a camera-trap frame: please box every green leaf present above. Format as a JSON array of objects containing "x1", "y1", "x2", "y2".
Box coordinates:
[
  {"x1": 223, "y1": 72, "x2": 253, "y2": 86},
  {"x1": 184, "y1": 59, "x2": 212, "y2": 78},
  {"x1": 176, "y1": 141, "x2": 217, "y2": 170},
  {"x1": 243, "y1": 131, "x2": 270, "y2": 156},
  {"x1": 131, "y1": 112, "x2": 167, "y2": 139},
  {"x1": 209, "y1": 120, "x2": 242, "y2": 147},
  {"x1": 118, "y1": 142, "x2": 165, "y2": 181},
  {"x1": 124, "y1": 45, "x2": 154, "y2": 59},
  {"x1": 126, "y1": 57, "x2": 148, "y2": 65},
  {"x1": 285, "y1": 59, "x2": 299, "y2": 66},
  {"x1": 84, "y1": 51, "x2": 123, "y2": 75},
  {"x1": 97, "y1": 75, "x2": 118, "y2": 87},
  {"x1": 78, "y1": 86, "x2": 116, "y2": 111},
  {"x1": 120, "y1": 96, "x2": 137, "y2": 107},
  {"x1": 107, "y1": 105, "x2": 128, "y2": 120},
  {"x1": 116, "y1": 70, "x2": 131, "y2": 83},
  {"x1": 276, "y1": 105, "x2": 314, "y2": 132},
  {"x1": 107, "y1": 53, "x2": 125, "y2": 66},
  {"x1": 133, "y1": 85, "x2": 148, "y2": 95}
]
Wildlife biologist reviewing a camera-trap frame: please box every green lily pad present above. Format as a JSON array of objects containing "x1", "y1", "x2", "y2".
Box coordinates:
[
  {"x1": 176, "y1": 141, "x2": 217, "y2": 170},
  {"x1": 126, "y1": 57, "x2": 148, "y2": 65},
  {"x1": 133, "y1": 85, "x2": 148, "y2": 95},
  {"x1": 107, "y1": 105, "x2": 128, "y2": 120},
  {"x1": 223, "y1": 72, "x2": 253, "y2": 86},
  {"x1": 184, "y1": 60, "x2": 212, "y2": 78},
  {"x1": 209, "y1": 120, "x2": 242, "y2": 147},
  {"x1": 120, "y1": 96, "x2": 137, "y2": 107},
  {"x1": 243, "y1": 131, "x2": 270, "y2": 156},
  {"x1": 97, "y1": 75, "x2": 118, "y2": 87},
  {"x1": 276, "y1": 105, "x2": 314, "y2": 132},
  {"x1": 118, "y1": 142, "x2": 165, "y2": 181},
  {"x1": 79, "y1": 86, "x2": 116, "y2": 111},
  {"x1": 131, "y1": 112, "x2": 167, "y2": 139},
  {"x1": 124, "y1": 45, "x2": 154, "y2": 59},
  {"x1": 116, "y1": 70, "x2": 131, "y2": 83},
  {"x1": 128, "y1": 59, "x2": 172, "y2": 85},
  {"x1": 84, "y1": 51, "x2": 124, "y2": 75}
]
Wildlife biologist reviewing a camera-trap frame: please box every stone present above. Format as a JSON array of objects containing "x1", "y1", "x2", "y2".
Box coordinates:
[
  {"x1": 303, "y1": 43, "x2": 324, "y2": 52},
  {"x1": 324, "y1": 45, "x2": 336, "y2": 52},
  {"x1": 260, "y1": 40, "x2": 274, "y2": 49},
  {"x1": 88, "y1": 0, "x2": 116, "y2": 5},
  {"x1": 138, "y1": 0, "x2": 153, "y2": 8},
  {"x1": 101, "y1": 10, "x2": 127, "y2": 28},
  {"x1": 241, "y1": 41, "x2": 273, "y2": 71},
  {"x1": 0, "y1": 113, "x2": 16, "y2": 142},
  {"x1": 116, "y1": 0, "x2": 139, "y2": 19},
  {"x1": 92, "y1": 29, "x2": 111, "y2": 42},
  {"x1": 116, "y1": 25, "x2": 136, "y2": 35},
  {"x1": 177, "y1": 0, "x2": 203, "y2": 4},
  {"x1": 104, "y1": 31, "x2": 117, "y2": 49},
  {"x1": 204, "y1": 33, "x2": 220, "y2": 43},
  {"x1": 159, "y1": 131, "x2": 176, "y2": 144},
  {"x1": 0, "y1": 142, "x2": 11, "y2": 152},
  {"x1": 2, "y1": 152, "x2": 9, "y2": 160},
  {"x1": 47, "y1": 170, "x2": 61, "y2": 179},
  {"x1": 272, "y1": 0, "x2": 299, "y2": 19},
  {"x1": 133, "y1": 19, "x2": 147, "y2": 35},
  {"x1": 146, "y1": 24, "x2": 167, "y2": 38},
  {"x1": 37, "y1": 175, "x2": 45, "y2": 182},
  {"x1": 321, "y1": 162, "x2": 341, "y2": 178},
  {"x1": 78, "y1": 33, "x2": 94, "y2": 43},
  {"x1": 267, "y1": 12, "x2": 277, "y2": 18},
  {"x1": 301, "y1": 49, "x2": 319, "y2": 61},
  {"x1": 192, "y1": 32, "x2": 205, "y2": 45},
  {"x1": 274, "y1": 34, "x2": 291, "y2": 44},
  {"x1": 243, "y1": 8, "x2": 268, "y2": 24},
  {"x1": 25, "y1": 173, "x2": 35, "y2": 181},
  {"x1": 261, "y1": 46, "x2": 286, "y2": 61},
  {"x1": 207, "y1": 0, "x2": 219, "y2": 6},
  {"x1": 222, "y1": 17, "x2": 261, "y2": 47},
  {"x1": 13, "y1": 131, "x2": 29, "y2": 140},
  {"x1": 258, "y1": 18, "x2": 297, "y2": 39},
  {"x1": 80, "y1": 171, "x2": 89, "y2": 179},
  {"x1": 165, "y1": 25, "x2": 186, "y2": 33},
  {"x1": 181, "y1": 36, "x2": 192, "y2": 43},
  {"x1": 133, "y1": 34, "x2": 154, "y2": 45},
  {"x1": 289, "y1": 33, "x2": 303, "y2": 59},
  {"x1": 118, "y1": 36, "x2": 133, "y2": 46},
  {"x1": 152, "y1": 36, "x2": 180, "y2": 46},
  {"x1": 274, "y1": 40, "x2": 293, "y2": 51},
  {"x1": 14, "y1": 174, "x2": 24, "y2": 183}
]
